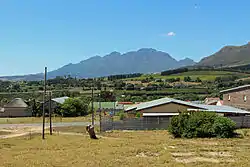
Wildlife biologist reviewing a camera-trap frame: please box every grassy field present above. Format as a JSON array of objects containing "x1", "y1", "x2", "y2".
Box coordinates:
[
  {"x1": 0, "y1": 115, "x2": 95, "y2": 124},
  {"x1": 1, "y1": 129, "x2": 250, "y2": 167}
]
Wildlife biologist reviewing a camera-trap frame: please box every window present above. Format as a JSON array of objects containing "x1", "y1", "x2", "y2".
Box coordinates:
[
  {"x1": 228, "y1": 95, "x2": 231, "y2": 101},
  {"x1": 244, "y1": 95, "x2": 247, "y2": 102}
]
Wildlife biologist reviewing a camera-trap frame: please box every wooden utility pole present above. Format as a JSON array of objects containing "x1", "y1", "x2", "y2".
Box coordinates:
[
  {"x1": 42, "y1": 67, "x2": 47, "y2": 140},
  {"x1": 49, "y1": 91, "x2": 52, "y2": 135},
  {"x1": 91, "y1": 87, "x2": 94, "y2": 126},
  {"x1": 99, "y1": 93, "x2": 102, "y2": 133}
]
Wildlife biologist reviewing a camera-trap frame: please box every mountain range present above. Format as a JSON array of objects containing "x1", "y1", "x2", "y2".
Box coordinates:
[
  {"x1": 49, "y1": 48, "x2": 195, "y2": 78},
  {"x1": 0, "y1": 48, "x2": 196, "y2": 80},
  {"x1": 1, "y1": 42, "x2": 250, "y2": 81}
]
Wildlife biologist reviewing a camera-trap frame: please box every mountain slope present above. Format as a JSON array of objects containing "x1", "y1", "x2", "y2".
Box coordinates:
[
  {"x1": 48, "y1": 48, "x2": 196, "y2": 78},
  {"x1": 197, "y1": 42, "x2": 250, "y2": 67}
]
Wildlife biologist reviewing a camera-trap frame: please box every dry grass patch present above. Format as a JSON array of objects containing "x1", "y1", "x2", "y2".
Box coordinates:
[
  {"x1": 0, "y1": 115, "x2": 96, "y2": 124},
  {"x1": 0, "y1": 130, "x2": 12, "y2": 135},
  {"x1": 53, "y1": 125, "x2": 100, "y2": 134},
  {"x1": 1, "y1": 130, "x2": 250, "y2": 167}
]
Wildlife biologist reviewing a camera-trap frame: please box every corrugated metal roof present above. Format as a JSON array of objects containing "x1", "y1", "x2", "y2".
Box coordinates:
[
  {"x1": 125, "y1": 97, "x2": 250, "y2": 114},
  {"x1": 189, "y1": 104, "x2": 250, "y2": 114},
  {"x1": 191, "y1": 101, "x2": 204, "y2": 104},
  {"x1": 52, "y1": 96, "x2": 69, "y2": 104},
  {"x1": 143, "y1": 113, "x2": 179, "y2": 116},
  {"x1": 125, "y1": 104, "x2": 141, "y2": 111},
  {"x1": 220, "y1": 85, "x2": 250, "y2": 93},
  {"x1": 126, "y1": 97, "x2": 205, "y2": 112}
]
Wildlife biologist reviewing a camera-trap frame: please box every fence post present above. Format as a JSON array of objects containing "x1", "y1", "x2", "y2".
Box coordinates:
[
  {"x1": 99, "y1": 109, "x2": 102, "y2": 133},
  {"x1": 242, "y1": 116, "x2": 245, "y2": 128}
]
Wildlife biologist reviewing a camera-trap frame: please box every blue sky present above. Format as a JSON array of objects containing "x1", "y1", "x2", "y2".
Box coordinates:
[{"x1": 0, "y1": 0, "x2": 250, "y2": 76}]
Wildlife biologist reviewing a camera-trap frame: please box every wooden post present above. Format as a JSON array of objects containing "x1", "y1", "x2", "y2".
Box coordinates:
[
  {"x1": 42, "y1": 67, "x2": 47, "y2": 140},
  {"x1": 49, "y1": 91, "x2": 52, "y2": 135},
  {"x1": 91, "y1": 87, "x2": 94, "y2": 126},
  {"x1": 99, "y1": 94, "x2": 102, "y2": 133}
]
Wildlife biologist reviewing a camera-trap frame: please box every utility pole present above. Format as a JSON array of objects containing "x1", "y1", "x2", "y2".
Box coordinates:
[
  {"x1": 91, "y1": 87, "x2": 94, "y2": 126},
  {"x1": 99, "y1": 93, "x2": 102, "y2": 133},
  {"x1": 42, "y1": 67, "x2": 47, "y2": 140},
  {"x1": 49, "y1": 91, "x2": 52, "y2": 135}
]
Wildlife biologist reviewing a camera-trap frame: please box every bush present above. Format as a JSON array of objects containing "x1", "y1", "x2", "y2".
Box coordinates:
[
  {"x1": 168, "y1": 112, "x2": 236, "y2": 138},
  {"x1": 213, "y1": 116, "x2": 236, "y2": 138},
  {"x1": 168, "y1": 113, "x2": 190, "y2": 138},
  {"x1": 119, "y1": 113, "x2": 126, "y2": 120},
  {"x1": 60, "y1": 98, "x2": 89, "y2": 117},
  {"x1": 136, "y1": 112, "x2": 141, "y2": 118}
]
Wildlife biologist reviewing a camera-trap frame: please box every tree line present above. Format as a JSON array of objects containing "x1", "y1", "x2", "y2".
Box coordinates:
[{"x1": 107, "y1": 73, "x2": 142, "y2": 81}]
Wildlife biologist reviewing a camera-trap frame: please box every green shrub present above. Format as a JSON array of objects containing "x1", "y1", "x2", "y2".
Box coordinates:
[
  {"x1": 213, "y1": 116, "x2": 236, "y2": 138},
  {"x1": 168, "y1": 111, "x2": 236, "y2": 138},
  {"x1": 136, "y1": 112, "x2": 141, "y2": 118},
  {"x1": 168, "y1": 113, "x2": 190, "y2": 138},
  {"x1": 119, "y1": 113, "x2": 126, "y2": 120}
]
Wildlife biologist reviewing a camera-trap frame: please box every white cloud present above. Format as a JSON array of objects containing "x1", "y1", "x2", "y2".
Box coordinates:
[
  {"x1": 162, "y1": 32, "x2": 176, "y2": 37},
  {"x1": 167, "y1": 32, "x2": 176, "y2": 36}
]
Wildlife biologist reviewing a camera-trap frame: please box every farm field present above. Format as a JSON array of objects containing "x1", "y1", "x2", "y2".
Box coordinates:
[
  {"x1": 0, "y1": 129, "x2": 250, "y2": 167},
  {"x1": 129, "y1": 71, "x2": 250, "y2": 81}
]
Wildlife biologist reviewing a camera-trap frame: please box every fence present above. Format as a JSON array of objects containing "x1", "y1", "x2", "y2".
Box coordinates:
[
  {"x1": 100, "y1": 115, "x2": 250, "y2": 132},
  {"x1": 100, "y1": 116, "x2": 171, "y2": 132},
  {"x1": 228, "y1": 116, "x2": 250, "y2": 128}
]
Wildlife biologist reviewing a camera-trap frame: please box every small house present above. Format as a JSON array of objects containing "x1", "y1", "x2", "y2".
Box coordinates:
[{"x1": 0, "y1": 98, "x2": 31, "y2": 117}]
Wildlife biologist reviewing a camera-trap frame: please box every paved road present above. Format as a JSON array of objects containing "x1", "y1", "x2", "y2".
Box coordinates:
[{"x1": 0, "y1": 122, "x2": 93, "y2": 128}]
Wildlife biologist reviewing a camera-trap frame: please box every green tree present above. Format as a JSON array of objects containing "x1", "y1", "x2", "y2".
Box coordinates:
[
  {"x1": 60, "y1": 98, "x2": 89, "y2": 117},
  {"x1": 31, "y1": 99, "x2": 42, "y2": 117},
  {"x1": 196, "y1": 77, "x2": 202, "y2": 82},
  {"x1": 184, "y1": 76, "x2": 192, "y2": 82}
]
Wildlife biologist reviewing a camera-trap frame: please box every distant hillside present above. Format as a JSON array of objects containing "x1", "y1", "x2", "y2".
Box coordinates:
[
  {"x1": 0, "y1": 73, "x2": 43, "y2": 81},
  {"x1": 0, "y1": 48, "x2": 196, "y2": 81},
  {"x1": 197, "y1": 42, "x2": 250, "y2": 67}
]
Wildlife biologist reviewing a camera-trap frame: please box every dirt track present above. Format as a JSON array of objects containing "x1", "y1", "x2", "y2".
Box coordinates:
[{"x1": 0, "y1": 122, "x2": 91, "y2": 139}]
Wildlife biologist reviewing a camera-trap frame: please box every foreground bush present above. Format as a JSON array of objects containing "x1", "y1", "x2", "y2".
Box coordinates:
[{"x1": 168, "y1": 112, "x2": 236, "y2": 138}]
